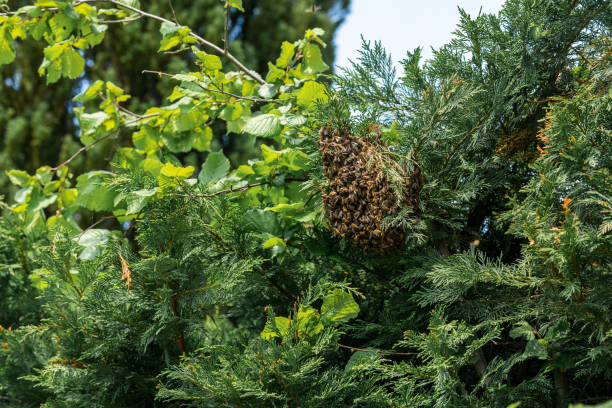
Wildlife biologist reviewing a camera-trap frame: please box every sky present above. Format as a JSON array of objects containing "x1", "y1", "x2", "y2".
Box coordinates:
[{"x1": 334, "y1": 0, "x2": 506, "y2": 71}]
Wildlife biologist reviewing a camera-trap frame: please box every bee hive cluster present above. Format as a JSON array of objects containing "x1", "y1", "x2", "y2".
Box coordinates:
[{"x1": 319, "y1": 126, "x2": 422, "y2": 254}]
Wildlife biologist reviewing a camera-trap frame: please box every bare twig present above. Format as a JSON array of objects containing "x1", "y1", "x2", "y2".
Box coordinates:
[
  {"x1": 73, "y1": 216, "x2": 117, "y2": 240},
  {"x1": 51, "y1": 114, "x2": 158, "y2": 172},
  {"x1": 338, "y1": 343, "x2": 419, "y2": 356},
  {"x1": 167, "y1": 0, "x2": 179, "y2": 25},
  {"x1": 98, "y1": 15, "x2": 142, "y2": 24},
  {"x1": 142, "y1": 69, "x2": 275, "y2": 102},
  {"x1": 174, "y1": 178, "x2": 307, "y2": 199},
  {"x1": 223, "y1": 2, "x2": 229, "y2": 55}
]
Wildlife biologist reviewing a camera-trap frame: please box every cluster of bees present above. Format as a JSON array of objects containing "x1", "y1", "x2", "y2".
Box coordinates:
[{"x1": 318, "y1": 126, "x2": 422, "y2": 254}]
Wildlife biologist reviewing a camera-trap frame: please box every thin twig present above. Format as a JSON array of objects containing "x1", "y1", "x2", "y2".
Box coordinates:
[
  {"x1": 167, "y1": 0, "x2": 179, "y2": 25},
  {"x1": 73, "y1": 216, "x2": 117, "y2": 240},
  {"x1": 175, "y1": 178, "x2": 307, "y2": 199},
  {"x1": 51, "y1": 114, "x2": 157, "y2": 172},
  {"x1": 98, "y1": 15, "x2": 142, "y2": 24},
  {"x1": 78, "y1": 0, "x2": 265, "y2": 84},
  {"x1": 338, "y1": 343, "x2": 419, "y2": 356},
  {"x1": 223, "y1": 2, "x2": 229, "y2": 55},
  {"x1": 142, "y1": 69, "x2": 275, "y2": 102}
]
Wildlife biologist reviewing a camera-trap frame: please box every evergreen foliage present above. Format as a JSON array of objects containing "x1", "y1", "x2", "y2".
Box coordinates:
[{"x1": 0, "y1": 1, "x2": 610, "y2": 407}]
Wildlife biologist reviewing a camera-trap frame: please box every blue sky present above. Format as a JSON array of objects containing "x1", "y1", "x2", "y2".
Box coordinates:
[{"x1": 334, "y1": 0, "x2": 506, "y2": 70}]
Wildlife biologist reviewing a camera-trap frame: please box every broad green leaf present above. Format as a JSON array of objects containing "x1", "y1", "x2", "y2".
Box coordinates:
[
  {"x1": 194, "y1": 50, "x2": 222, "y2": 71},
  {"x1": 7, "y1": 170, "x2": 30, "y2": 186},
  {"x1": 266, "y1": 62, "x2": 285, "y2": 82},
  {"x1": 264, "y1": 202, "x2": 304, "y2": 216},
  {"x1": 244, "y1": 209, "x2": 282, "y2": 235},
  {"x1": 257, "y1": 83, "x2": 279, "y2": 99},
  {"x1": 509, "y1": 321, "x2": 535, "y2": 340},
  {"x1": 73, "y1": 228, "x2": 111, "y2": 260},
  {"x1": 49, "y1": 13, "x2": 75, "y2": 41},
  {"x1": 124, "y1": 188, "x2": 157, "y2": 215},
  {"x1": 321, "y1": 289, "x2": 359, "y2": 323},
  {"x1": 243, "y1": 114, "x2": 281, "y2": 138},
  {"x1": 75, "y1": 171, "x2": 116, "y2": 211},
  {"x1": 296, "y1": 81, "x2": 328, "y2": 108},
  {"x1": 345, "y1": 350, "x2": 380, "y2": 372},
  {"x1": 77, "y1": 111, "x2": 108, "y2": 134},
  {"x1": 133, "y1": 126, "x2": 160, "y2": 151},
  {"x1": 261, "y1": 316, "x2": 291, "y2": 340},
  {"x1": 61, "y1": 48, "x2": 85, "y2": 79},
  {"x1": 74, "y1": 80, "x2": 104, "y2": 102},
  {"x1": 523, "y1": 339, "x2": 548, "y2": 360},
  {"x1": 0, "y1": 25, "x2": 16, "y2": 65},
  {"x1": 198, "y1": 151, "x2": 230, "y2": 186},
  {"x1": 193, "y1": 126, "x2": 213, "y2": 151},
  {"x1": 173, "y1": 110, "x2": 200, "y2": 132},
  {"x1": 296, "y1": 306, "x2": 323, "y2": 337},
  {"x1": 276, "y1": 41, "x2": 295, "y2": 68},
  {"x1": 160, "y1": 162, "x2": 194, "y2": 179},
  {"x1": 302, "y1": 43, "x2": 329, "y2": 75},
  {"x1": 262, "y1": 236, "x2": 286, "y2": 256},
  {"x1": 28, "y1": 192, "x2": 58, "y2": 212}
]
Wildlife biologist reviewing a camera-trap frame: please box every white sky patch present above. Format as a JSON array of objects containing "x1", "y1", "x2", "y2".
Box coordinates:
[{"x1": 334, "y1": 0, "x2": 506, "y2": 72}]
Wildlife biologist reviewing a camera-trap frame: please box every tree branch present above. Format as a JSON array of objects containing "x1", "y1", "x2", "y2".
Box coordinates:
[
  {"x1": 174, "y1": 178, "x2": 307, "y2": 199},
  {"x1": 142, "y1": 69, "x2": 275, "y2": 102},
  {"x1": 79, "y1": 0, "x2": 266, "y2": 84}
]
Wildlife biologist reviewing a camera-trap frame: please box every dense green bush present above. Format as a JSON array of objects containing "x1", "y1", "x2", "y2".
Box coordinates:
[{"x1": 0, "y1": 1, "x2": 610, "y2": 407}]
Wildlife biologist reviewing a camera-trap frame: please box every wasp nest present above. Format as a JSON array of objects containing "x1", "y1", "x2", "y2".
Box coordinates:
[{"x1": 319, "y1": 126, "x2": 422, "y2": 254}]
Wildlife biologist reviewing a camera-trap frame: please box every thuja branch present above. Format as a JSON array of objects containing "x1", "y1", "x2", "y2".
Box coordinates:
[{"x1": 79, "y1": 0, "x2": 266, "y2": 84}]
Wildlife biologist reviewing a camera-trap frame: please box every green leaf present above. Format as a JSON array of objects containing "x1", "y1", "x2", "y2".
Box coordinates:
[
  {"x1": 0, "y1": 25, "x2": 16, "y2": 65},
  {"x1": 276, "y1": 41, "x2": 295, "y2": 68},
  {"x1": 198, "y1": 151, "x2": 230, "y2": 186},
  {"x1": 262, "y1": 236, "x2": 286, "y2": 256},
  {"x1": 7, "y1": 169, "x2": 30, "y2": 186},
  {"x1": 193, "y1": 127, "x2": 213, "y2": 151},
  {"x1": 257, "y1": 83, "x2": 279, "y2": 99},
  {"x1": 302, "y1": 43, "x2": 328, "y2": 75},
  {"x1": 243, "y1": 114, "x2": 281, "y2": 138},
  {"x1": 194, "y1": 50, "x2": 222, "y2": 71},
  {"x1": 261, "y1": 316, "x2": 290, "y2": 340},
  {"x1": 124, "y1": 188, "x2": 157, "y2": 215},
  {"x1": 345, "y1": 350, "x2": 380, "y2": 372},
  {"x1": 244, "y1": 209, "x2": 282, "y2": 235},
  {"x1": 321, "y1": 289, "x2": 359, "y2": 324},
  {"x1": 75, "y1": 171, "x2": 116, "y2": 211},
  {"x1": 49, "y1": 13, "x2": 75, "y2": 41},
  {"x1": 523, "y1": 339, "x2": 548, "y2": 360},
  {"x1": 160, "y1": 162, "x2": 194, "y2": 179},
  {"x1": 61, "y1": 48, "x2": 85, "y2": 79},
  {"x1": 296, "y1": 306, "x2": 323, "y2": 337},
  {"x1": 73, "y1": 228, "x2": 111, "y2": 260},
  {"x1": 296, "y1": 81, "x2": 328, "y2": 108},
  {"x1": 266, "y1": 62, "x2": 285, "y2": 82}
]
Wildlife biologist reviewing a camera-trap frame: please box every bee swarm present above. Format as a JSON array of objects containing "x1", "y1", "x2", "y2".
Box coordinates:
[{"x1": 319, "y1": 126, "x2": 422, "y2": 254}]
